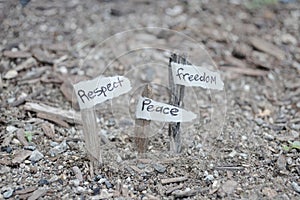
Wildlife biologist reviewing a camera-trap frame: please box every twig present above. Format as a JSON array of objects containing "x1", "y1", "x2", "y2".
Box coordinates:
[
  {"x1": 214, "y1": 166, "x2": 245, "y2": 171},
  {"x1": 161, "y1": 176, "x2": 187, "y2": 185}
]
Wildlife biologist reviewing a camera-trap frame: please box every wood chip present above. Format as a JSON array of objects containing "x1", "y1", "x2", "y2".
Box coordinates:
[
  {"x1": 15, "y1": 57, "x2": 37, "y2": 71},
  {"x1": 32, "y1": 48, "x2": 54, "y2": 64},
  {"x1": 3, "y1": 50, "x2": 31, "y2": 58},
  {"x1": 221, "y1": 66, "x2": 268, "y2": 76},
  {"x1": 40, "y1": 123, "x2": 55, "y2": 139},
  {"x1": 60, "y1": 79, "x2": 79, "y2": 110},
  {"x1": 12, "y1": 150, "x2": 32, "y2": 164},
  {"x1": 166, "y1": 184, "x2": 183, "y2": 195},
  {"x1": 37, "y1": 112, "x2": 69, "y2": 128},
  {"x1": 44, "y1": 42, "x2": 69, "y2": 52},
  {"x1": 24, "y1": 102, "x2": 81, "y2": 124},
  {"x1": 224, "y1": 55, "x2": 247, "y2": 68},
  {"x1": 172, "y1": 188, "x2": 197, "y2": 198},
  {"x1": 15, "y1": 186, "x2": 37, "y2": 195},
  {"x1": 28, "y1": 188, "x2": 47, "y2": 200},
  {"x1": 0, "y1": 158, "x2": 12, "y2": 166},
  {"x1": 129, "y1": 165, "x2": 143, "y2": 174},
  {"x1": 249, "y1": 37, "x2": 285, "y2": 60},
  {"x1": 2, "y1": 132, "x2": 14, "y2": 147},
  {"x1": 161, "y1": 176, "x2": 187, "y2": 185},
  {"x1": 16, "y1": 129, "x2": 29, "y2": 146}
]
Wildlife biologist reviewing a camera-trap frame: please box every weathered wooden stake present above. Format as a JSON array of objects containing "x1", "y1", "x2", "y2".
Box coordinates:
[
  {"x1": 168, "y1": 54, "x2": 187, "y2": 153},
  {"x1": 135, "y1": 84, "x2": 152, "y2": 154},
  {"x1": 81, "y1": 108, "x2": 102, "y2": 166}
]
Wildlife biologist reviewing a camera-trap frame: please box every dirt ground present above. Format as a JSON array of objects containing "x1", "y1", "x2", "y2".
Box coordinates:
[{"x1": 0, "y1": 0, "x2": 300, "y2": 199}]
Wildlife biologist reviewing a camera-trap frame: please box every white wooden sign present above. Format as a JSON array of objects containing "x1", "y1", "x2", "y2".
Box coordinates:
[
  {"x1": 74, "y1": 75, "x2": 132, "y2": 109},
  {"x1": 135, "y1": 96, "x2": 197, "y2": 122},
  {"x1": 171, "y1": 63, "x2": 224, "y2": 90}
]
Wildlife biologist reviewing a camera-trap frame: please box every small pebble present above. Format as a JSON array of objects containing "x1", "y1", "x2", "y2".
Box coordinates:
[
  {"x1": 24, "y1": 145, "x2": 36, "y2": 151},
  {"x1": 49, "y1": 140, "x2": 68, "y2": 157},
  {"x1": 38, "y1": 179, "x2": 49, "y2": 186},
  {"x1": 73, "y1": 179, "x2": 80, "y2": 186},
  {"x1": 292, "y1": 182, "x2": 300, "y2": 193},
  {"x1": 4, "y1": 70, "x2": 18, "y2": 79},
  {"x1": 30, "y1": 150, "x2": 44, "y2": 163},
  {"x1": 98, "y1": 178, "x2": 106, "y2": 184},
  {"x1": 3, "y1": 187, "x2": 14, "y2": 199},
  {"x1": 94, "y1": 175, "x2": 103, "y2": 182},
  {"x1": 204, "y1": 174, "x2": 214, "y2": 181},
  {"x1": 6, "y1": 125, "x2": 18, "y2": 133},
  {"x1": 286, "y1": 157, "x2": 293, "y2": 165},
  {"x1": 1, "y1": 146, "x2": 13, "y2": 153},
  {"x1": 76, "y1": 186, "x2": 85, "y2": 194},
  {"x1": 104, "y1": 180, "x2": 113, "y2": 189},
  {"x1": 152, "y1": 163, "x2": 166, "y2": 173},
  {"x1": 92, "y1": 186, "x2": 100, "y2": 195}
]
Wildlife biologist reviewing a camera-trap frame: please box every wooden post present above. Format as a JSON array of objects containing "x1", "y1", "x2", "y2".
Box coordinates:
[
  {"x1": 168, "y1": 54, "x2": 187, "y2": 153},
  {"x1": 81, "y1": 108, "x2": 102, "y2": 166},
  {"x1": 134, "y1": 84, "x2": 152, "y2": 154}
]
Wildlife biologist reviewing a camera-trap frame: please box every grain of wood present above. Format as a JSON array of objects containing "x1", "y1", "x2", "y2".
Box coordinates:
[
  {"x1": 134, "y1": 84, "x2": 152, "y2": 154},
  {"x1": 168, "y1": 54, "x2": 187, "y2": 153},
  {"x1": 81, "y1": 108, "x2": 101, "y2": 163}
]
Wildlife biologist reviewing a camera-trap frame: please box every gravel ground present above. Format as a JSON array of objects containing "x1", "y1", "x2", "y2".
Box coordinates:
[{"x1": 0, "y1": 0, "x2": 300, "y2": 199}]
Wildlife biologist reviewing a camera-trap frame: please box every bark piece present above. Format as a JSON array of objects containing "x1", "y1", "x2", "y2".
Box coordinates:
[
  {"x1": 3, "y1": 50, "x2": 31, "y2": 58},
  {"x1": 37, "y1": 112, "x2": 69, "y2": 128},
  {"x1": 15, "y1": 57, "x2": 37, "y2": 71},
  {"x1": 12, "y1": 150, "x2": 32, "y2": 164},
  {"x1": 40, "y1": 123, "x2": 55, "y2": 139},
  {"x1": 28, "y1": 189, "x2": 47, "y2": 200},
  {"x1": 166, "y1": 184, "x2": 183, "y2": 195},
  {"x1": 249, "y1": 37, "x2": 285, "y2": 60},
  {"x1": 221, "y1": 66, "x2": 268, "y2": 76},
  {"x1": 24, "y1": 102, "x2": 81, "y2": 124},
  {"x1": 16, "y1": 129, "x2": 29, "y2": 146},
  {"x1": 15, "y1": 187, "x2": 37, "y2": 195}
]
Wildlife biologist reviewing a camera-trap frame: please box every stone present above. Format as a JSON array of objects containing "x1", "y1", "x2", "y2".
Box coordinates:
[
  {"x1": 222, "y1": 180, "x2": 238, "y2": 194},
  {"x1": 3, "y1": 187, "x2": 14, "y2": 199},
  {"x1": 292, "y1": 182, "x2": 300, "y2": 193},
  {"x1": 281, "y1": 34, "x2": 297, "y2": 45},
  {"x1": 49, "y1": 140, "x2": 68, "y2": 157},
  {"x1": 152, "y1": 163, "x2": 166, "y2": 173},
  {"x1": 30, "y1": 150, "x2": 44, "y2": 162},
  {"x1": 4, "y1": 70, "x2": 18, "y2": 79},
  {"x1": 38, "y1": 179, "x2": 49, "y2": 186}
]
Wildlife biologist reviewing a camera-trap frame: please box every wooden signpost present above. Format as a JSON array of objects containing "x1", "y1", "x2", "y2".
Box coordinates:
[
  {"x1": 168, "y1": 53, "x2": 224, "y2": 153},
  {"x1": 74, "y1": 52, "x2": 224, "y2": 165},
  {"x1": 74, "y1": 75, "x2": 132, "y2": 165}
]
